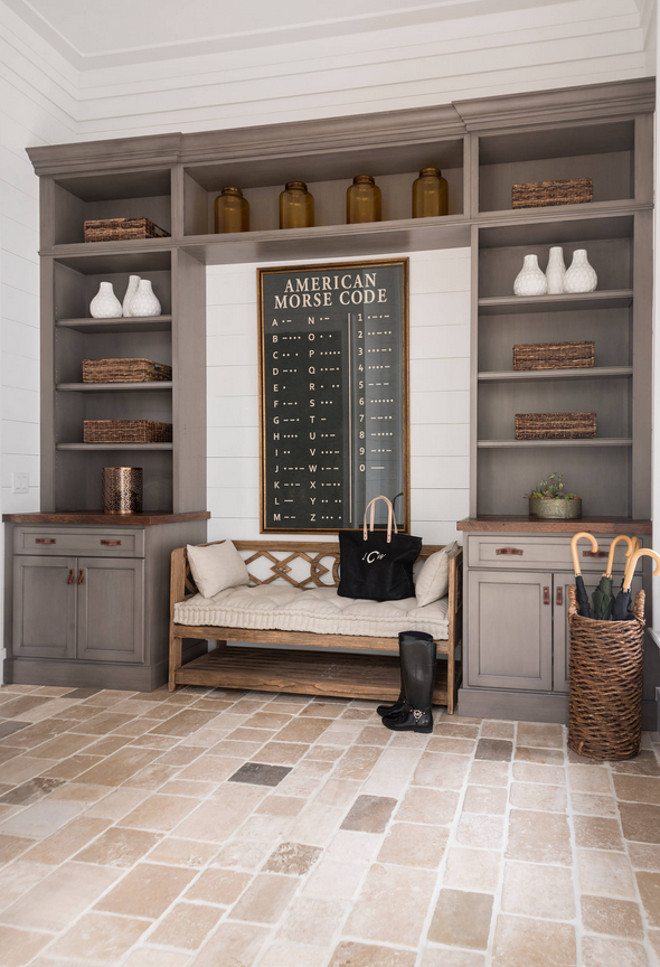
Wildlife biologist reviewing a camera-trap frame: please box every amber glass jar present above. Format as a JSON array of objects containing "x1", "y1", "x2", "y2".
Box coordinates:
[
  {"x1": 214, "y1": 186, "x2": 249, "y2": 233},
  {"x1": 279, "y1": 181, "x2": 314, "y2": 229},
  {"x1": 412, "y1": 167, "x2": 448, "y2": 218},
  {"x1": 346, "y1": 174, "x2": 382, "y2": 224}
]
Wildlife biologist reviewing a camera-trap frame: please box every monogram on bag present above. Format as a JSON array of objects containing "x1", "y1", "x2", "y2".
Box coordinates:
[{"x1": 337, "y1": 495, "x2": 422, "y2": 601}]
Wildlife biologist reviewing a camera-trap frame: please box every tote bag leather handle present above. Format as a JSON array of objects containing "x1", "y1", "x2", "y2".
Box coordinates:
[{"x1": 363, "y1": 495, "x2": 398, "y2": 543}]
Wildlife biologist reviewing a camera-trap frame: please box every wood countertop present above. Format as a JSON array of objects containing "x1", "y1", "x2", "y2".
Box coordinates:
[
  {"x1": 457, "y1": 517, "x2": 653, "y2": 535},
  {"x1": 2, "y1": 511, "x2": 211, "y2": 526}
]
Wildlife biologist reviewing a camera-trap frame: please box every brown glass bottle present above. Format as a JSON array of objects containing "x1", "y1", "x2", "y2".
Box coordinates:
[
  {"x1": 346, "y1": 174, "x2": 382, "y2": 224},
  {"x1": 279, "y1": 181, "x2": 314, "y2": 229},
  {"x1": 412, "y1": 167, "x2": 448, "y2": 218},
  {"x1": 214, "y1": 186, "x2": 249, "y2": 233}
]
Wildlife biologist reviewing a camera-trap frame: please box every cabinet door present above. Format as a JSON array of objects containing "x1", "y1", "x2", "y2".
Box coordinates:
[
  {"x1": 76, "y1": 558, "x2": 145, "y2": 663},
  {"x1": 467, "y1": 570, "x2": 553, "y2": 690},
  {"x1": 12, "y1": 556, "x2": 76, "y2": 659}
]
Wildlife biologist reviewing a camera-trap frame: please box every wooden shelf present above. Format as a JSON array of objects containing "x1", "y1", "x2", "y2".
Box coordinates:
[
  {"x1": 478, "y1": 367, "x2": 632, "y2": 382},
  {"x1": 173, "y1": 644, "x2": 457, "y2": 706},
  {"x1": 478, "y1": 290, "x2": 633, "y2": 314},
  {"x1": 56, "y1": 315, "x2": 172, "y2": 333},
  {"x1": 57, "y1": 382, "x2": 173, "y2": 391},
  {"x1": 477, "y1": 438, "x2": 632, "y2": 449},
  {"x1": 56, "y1": 442, "x2": 173, "y2": 451}
]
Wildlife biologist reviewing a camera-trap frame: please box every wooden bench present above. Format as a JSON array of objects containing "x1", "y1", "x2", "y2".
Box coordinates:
[{"x1": 169, "y1": 540, "x2": 462, "y2": 712}]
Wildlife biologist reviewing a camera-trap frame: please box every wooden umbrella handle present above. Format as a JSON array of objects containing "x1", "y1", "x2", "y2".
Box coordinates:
[
  {"x1": 570, "y1": 531, "x2": 598, "y2": 576},
  {"x1": 623, "y1": 547, "x2": 660, "y2": 592},
  {"x1": 605, "y1": 534, "x2": 635, "y2": 578}
]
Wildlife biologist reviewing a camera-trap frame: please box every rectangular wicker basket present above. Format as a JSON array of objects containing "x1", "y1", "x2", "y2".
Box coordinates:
[
  {"x1": 83, "y1": 420, "x2": 172, "y2": 444},
  {"x1": 513, "y1": 341, "x2": 595, "y2": 371},
  {"x1": 83, "y1": 217, "x2": 170, "y2": 243},
  {"x1": 515, "y1": 412, "x2": 597, "y2": 440},
  {"x1": 82, "y1": 358, "x2": 172, "y2": 383},
  {"x1": 512, "y1": 178, "x2": 593, "y2": 209}
]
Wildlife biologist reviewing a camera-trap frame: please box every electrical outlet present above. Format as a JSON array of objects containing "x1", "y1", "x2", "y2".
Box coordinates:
[{"x1": 12, "y1": 472, "x2": 29, "y2": 494}]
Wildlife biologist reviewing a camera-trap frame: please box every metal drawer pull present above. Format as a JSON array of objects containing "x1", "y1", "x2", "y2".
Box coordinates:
[
  {"x1": 35, "y1": 538, "x2": 56, "y2": 544},
  {"x1": 77, "y1": 569, "x2": 85, "y2": 585},
  {"x1": 543, "y1": 586, "x2": 550, "y2": 605},
  {"x1": 101, "y1": 539, "x2": 122, "y2": 546},
  {"x1": 66, "y1": 569, "x2": 75, "y2": 585},
  {"x1": 495, "y1": 547, "x2": 523, "y2": 556},
  {"x1": 583, "y1": 550, "x2": 608, "y2": 558},
  {"x1": 556, "y1": 587, "x2": 564, "y2": 606}
]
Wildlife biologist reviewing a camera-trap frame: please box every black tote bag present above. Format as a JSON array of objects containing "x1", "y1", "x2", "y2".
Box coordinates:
[{"x1": 337, "y1": 495, "x2": 422, "y2": 601}]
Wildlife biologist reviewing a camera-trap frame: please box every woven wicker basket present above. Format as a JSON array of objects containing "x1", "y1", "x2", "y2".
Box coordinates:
[
  {"x1": 83, "y1": 217, "x2": 170, "y2": 243},
  {"x1": 512, "y1": 178, "x2": 593, "y2": 209},
  {"x1": 513, "y1": 341, "x2": 595, "y2": 371},
  {"x1": 83, "y1": 420, "x2": 172, "y2": 444},
  {"x1": 567, "y1": 584, "x2": 645, "y2": 760},
  {"x1": 515, "y1": 412, "x2": 596, "y2": 440},
  {"x1": 82, "y1": 358, "x2": 172, "y2": 383}
]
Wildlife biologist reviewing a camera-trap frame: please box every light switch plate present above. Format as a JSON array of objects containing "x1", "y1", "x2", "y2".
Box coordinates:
[{"x1": 12, "y1": 472, "x2": 29, "y2": 494}]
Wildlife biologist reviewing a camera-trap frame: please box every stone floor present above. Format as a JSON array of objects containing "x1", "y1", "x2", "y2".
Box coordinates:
[{"x1": 0, "y1": 683, "x2": 659, "y2": 967}]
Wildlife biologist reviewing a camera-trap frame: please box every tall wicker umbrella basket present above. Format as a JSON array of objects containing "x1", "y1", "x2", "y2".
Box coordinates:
[{"x1": 567, "y1": 584, "x2": 645, "y2": 760}]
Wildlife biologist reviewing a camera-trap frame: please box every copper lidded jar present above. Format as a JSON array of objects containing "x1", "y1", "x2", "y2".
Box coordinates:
[
  {"x1": 412, "y1": 167, "x2": 448, "y2": 218},
  {"x1": 279, "y1": 181, "x2": 314, "y2": 229},
  {"x1": 214, "y1": 186, "x2": 249, "y2": 233},
  {"x1": 102, "y1": 467, "x2": 143, "y2": 514},
  {"x1": 346, "y1": 174, "x2": 382, "y2": 224}
]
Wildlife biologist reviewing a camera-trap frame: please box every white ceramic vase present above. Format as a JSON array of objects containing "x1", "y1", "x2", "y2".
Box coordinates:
[
  {"x1": 122, "y1": 275, "x2": 141, "y2": 316},
  {"x1": 563, "y1": 249, "x2": 598, "y2": 293},
  {"x1": 89, "y1": 281, "x2": 122, "y2": 319},
  {"x1": 513, "y1": 254, "x2": 548, "y2": 297},
  {"x1": 545, "y1": 246, "x2": 566, "y2": 294},
  {"x1": 129, "y1": 279, "x2": 161, "y2": 317}
]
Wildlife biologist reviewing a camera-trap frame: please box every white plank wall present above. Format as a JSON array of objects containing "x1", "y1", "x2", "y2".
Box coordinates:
[{"x1": 206, "y1": 249, "x2": 471, "y2": 546}]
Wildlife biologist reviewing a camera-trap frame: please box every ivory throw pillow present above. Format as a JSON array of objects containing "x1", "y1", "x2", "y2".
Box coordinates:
[
  {"x1": 415, "y1": 541, "x2": 459, "y2": 607},
  {"x1": 187, "y1": 540, "x2": 250, "y2": 599}
]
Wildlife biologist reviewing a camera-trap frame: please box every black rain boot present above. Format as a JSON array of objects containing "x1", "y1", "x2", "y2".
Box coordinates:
[
  {"x1": 384, "y1": 631, "x2": 437, "y2": 733},
  {"x1": 376, "y1": 631, "x2": 432, "y2": 718}
]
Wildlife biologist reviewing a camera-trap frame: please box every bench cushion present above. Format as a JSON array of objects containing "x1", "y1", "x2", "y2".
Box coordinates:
[{"x1": 174, "y1": 584, "x2": 449, "y2": 639}]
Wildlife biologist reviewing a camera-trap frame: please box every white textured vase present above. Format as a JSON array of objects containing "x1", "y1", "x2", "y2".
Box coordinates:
[
  {"x1": 122, "y1": 275, "x2": 141, "y2": 316},
  {"x1": 89, "y1": 281, "x2": 122, "y2": 319},
  {"x1": 545, "y1": 246, "x2": 566, "y2": 295},
  {"x1": 563, "y1": 249, "x2": 598, "y2": 293},
  {"x1": 129, "y1": 279, "x2": 161, "y2": 317},
  {"x1": 513, "y1": 254, "x2": 548, "y2": 297}
]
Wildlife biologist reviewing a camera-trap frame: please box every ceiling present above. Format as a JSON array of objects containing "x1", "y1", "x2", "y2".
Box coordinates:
[{"x1": 5, "y1": 0, "x2": 641, "y2": 69}]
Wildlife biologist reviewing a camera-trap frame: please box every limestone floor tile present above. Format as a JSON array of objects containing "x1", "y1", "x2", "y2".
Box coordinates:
[
  {"x1": 420, "y1": 950, "x2": 487, "y2": 967},
  {"x1": 427, "y1": 888, "x2": 493, "y2": 949},
  {"x1": 73, "y1": 747, "x2": 157, "y2": 786},
  {"x1": 463, "y1": 784, "x2": 507, "y2": 814},
  {"x1": 95, "y1": 861, "x2": 197, "y2": 919},
  {"x1": 146, "y1": 836, "x2": 220, "y2": 869},
  {"x1": 114, "y1": 792, "x2": 199, "y2": 832},
  {"x1": 0, "y1": 799, "x2": 84, "y2": 840},
  {"x1": 580, "y1": 935, "x2": 651, "y2": 967},
  {"x1": 290, "y1": 802, "x2": 345, "y2": 846},
  {"x1": 0, "y1": 925, "x2": 52, "y2": 967},
  {"x1": 177, "y1": 754, "x2": 245, "y2": 782},
  {"x1": 340, "y1": 795, "x2": 397, "y2": 832},
  {"x1": 501, "y1": 860, "x2": 576, "y2": 920},
  {"x1": 20, "y1": 815, "x2": 110, "y2": 865},
  {"x1": 147, "y1": 900, "x2": 225, "y2": 950},
  {"x1": 515, "y1": 746, "x2": 565, "y2": 765},
  {"x1": 573, "y1": 815, "x2": 625, "y2": 851},
  {"x1": 376, "y1": 821, "x2": 448, "y2": 868},
  {"x1": 571, "y1": 791, "x2": 618, "y2": 817},
  {"x1": 277, "y1": 895, "x2": 347, "y2": 945},
  {"x1": 192, "y1": 920, "x2": 270, "y2": 967},
  {"x1": 456, "y1": 812, "x2": 505, "y2": 850},
  {"x1": 74, "y1": 826, "x2": 161, "y2": 867},
  {"x1": 577, "y1": 848, "x2": 637, "y2": 898},
  {"x1": 343, "y1": 863, "x2": 437, "y2": 947},
  {"x1": 184, "y1": 867, "x2": 251, "y2": 905},
  {"x1": 275, "y1": 718, "x2": 333, "y2": 743},
  {"x1": 174, "y1": 788, "x2": 266, "y2": 843},
  {"x1": 614, "y1": 774, "x2": 660, "y2": 804},
  {"x1": 475, "y1": 739, "x2": 512, "y2": 761},
  {"x1": 40, "y1": 753, "x2": 104, "y2": 781},
  {"x1": 492, "y1": 914, "x2": 577, "y2": 967},
  {"x1": 511, "y1": 761, "x2": 566, "y2": 785},
  {"x1": 468, "y1": 761, "x2": 510, "y2": 787},
  {"x1": 443, "y1": 846, "x2": 501, "y2": 893},
  {"x1": 635, "y1": 870, "x2": 660, "y2": 928},
  {"x1": 1, "y1": 860, "x2": 122, "y2": 932},
  {"x1": 426, "y1": 736, "x2": 476, "y2": 755},
  {"x1": 506, "y1": 809, "x2": 572, "y2": 864},
  {"x1": 256, "y1": 794, "x2": 306, "y2": 817},
  {"x1": 46, "y1": 910, "x2": 149, "y2": 961},
  {"x1": 414, "y1": 752, "x2": 471, "y2": 789},
  {"x1": 620, "y1": 802, "x2": 660, "y2": 843},
  {"x1": 315, "y1": 778, "x2": 363, "y2": 808},
  {"x1": 629, "y1": 842, "x2": 660, "y2": 871},
  {"x1": 302, "y1": 857, "x2": 369, "y2": 900},
  {"x1": 580, "y1": 894, "x2": 644, "y2": 938},
  {"x1": 147, "y1": 709, "x2": 219, "y2": 737},
  {"x1": 84, "y1": 786, "x2": 151, "y2": 821},
  {"x1": 328, "y1": 940, "x2": 417, "y2": 966},
  {"x1": 481, "y1": 720, "x2": 516, "y2": 740},
  {"x1": 212, "y1": 838, "x2": 274, "y2": 872},
  {"x1": 0, "y1": 860, "x2": 54, "y2": 911},
  {"x1": 333, "y1": 747, "x2": 384, "y2": 780},
  {"x1": 229, "y1": 872, "x2": 300, "y2": 924},
  {"x1": 263, "y1": 841, "x2": 322, "y2": 876},
  {"x1": 395, "y1": 786, "x2": 460, "y2": 825},
  {"x1": 253, "y1": 742, "x2": 309, "y2": 766},
  {"x1": 509, "y1": 780, "x2": 567, "y2": 812},
  {"x1": 121, "y1": 947, "x2": 197, "y2": 967},
  {"x1": 516, "y1": 722, "x2": 564, "y2": 748}
]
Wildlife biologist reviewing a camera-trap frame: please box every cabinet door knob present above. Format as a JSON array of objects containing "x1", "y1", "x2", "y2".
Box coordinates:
[
  {"x1": 556, "y1": 587, "x2": 564, "y2": 606},
  {"x1": 66, "y1": 569, "x2": 75, "y2": 585},
  {"x1": 36, "y1": 538, "x2": 56, "y2": 544},
  {"x1": 100, "y1": 539, "x2": 121, "y2": 546},
  {"x1": 496, "y1": 547, "x2": 523, "y2": 556},
  {"x1": 543, "y1": 586, "x2": 550, "y2": 605},
  {"x1": 77, "y1": 569, "x2": 85, "y2": 585}
]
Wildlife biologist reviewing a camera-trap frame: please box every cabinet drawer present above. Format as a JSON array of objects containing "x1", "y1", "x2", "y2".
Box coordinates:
[
  {"x1": 467, "y1": 535, "x2": 637, "y2": 571},
  {"x1": 14, "y1": 527, "x2": 145, "y2": 558}
]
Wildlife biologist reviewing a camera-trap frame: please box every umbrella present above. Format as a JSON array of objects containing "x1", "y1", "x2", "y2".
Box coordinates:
[
  {"x1": 570, "y1": 531, "x2": 599, "y2": 618},
  {"x1": 591, "y1": 534, "x2": 636, "y2": 620},
  {"x1": 611, "y1": 547, "x2": 660, "y2": 620}
]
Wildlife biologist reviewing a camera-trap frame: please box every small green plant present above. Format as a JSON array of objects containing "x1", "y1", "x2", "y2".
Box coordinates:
[{"x1": 524, "y1": 472, "x2": 579, "y2": 500}]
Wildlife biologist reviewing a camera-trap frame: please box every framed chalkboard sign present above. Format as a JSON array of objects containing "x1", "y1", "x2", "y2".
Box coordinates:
[{"x1": 258, "y1": 258, "x2": 409, "y2": 533}]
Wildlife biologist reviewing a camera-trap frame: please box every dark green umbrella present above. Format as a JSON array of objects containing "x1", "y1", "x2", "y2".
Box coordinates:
[
  {"x1": 592, "y1": 534, "x2": 635, "y2": 621},
  {"x1": 570, "y1": 531, "x2": 599, "y2": 618}
]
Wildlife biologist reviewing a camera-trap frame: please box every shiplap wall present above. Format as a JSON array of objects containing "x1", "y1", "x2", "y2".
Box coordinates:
[{"x1": 206, "y1": 248, "x2": 471, "y2": 545}]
